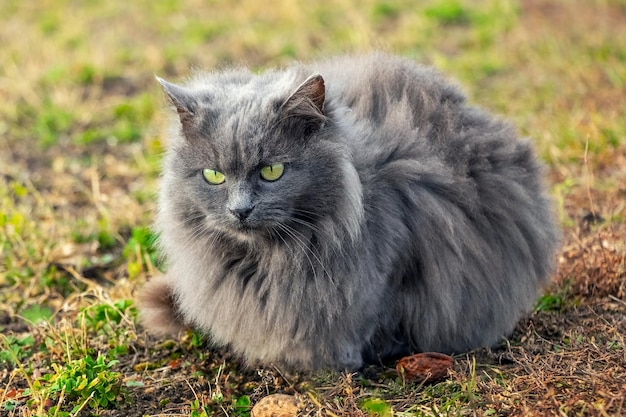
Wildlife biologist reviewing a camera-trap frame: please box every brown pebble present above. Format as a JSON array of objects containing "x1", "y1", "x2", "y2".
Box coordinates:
[
  {"x1": 251, "y1": 393, "x2": 301, "y2": 417},
  {"x1": 396, "y1": 352, "x2": 453, "y2": 383}
]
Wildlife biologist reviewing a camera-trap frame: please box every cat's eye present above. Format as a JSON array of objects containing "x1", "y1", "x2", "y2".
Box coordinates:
[
  {"x1": 260, "y1": 163, "x2": 284, "y2": 182},
  {"x1": 202, "y1": 169, "x2": 226, "y2": 185}
]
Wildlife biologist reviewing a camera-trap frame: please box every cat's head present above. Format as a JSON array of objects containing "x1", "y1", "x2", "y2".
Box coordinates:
[{"x1": 157, "y1": 69, "x2": 362, "y2": 246}]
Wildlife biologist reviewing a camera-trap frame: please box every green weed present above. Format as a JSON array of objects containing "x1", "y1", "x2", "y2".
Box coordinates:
[
  {"x1": 233, "y1": 395, "x2": 252, "y2": 417},
  {"x1": 425, "y1": 1, "x2": 470, "y2": 25},
  {"x1": 77, "y1": 299, "x2": 137, "y2": 336},
  {"x1": 535, "y1": 280, "x2": 574, "y2": 313},
  {"x1": 35, "y1": 354, "x2": 125, "y2": 411},
  {"x1": 361, "y1": 397, "x2": 393, "y2": 417},
  {"x1": 0, "y1": 334, "x2": 35, "y2": 365},
  {"x1": 123, "y1": 226, "x2": 160, "y2": 277},
  {"x1": 371, "y1": 2, "x2": 400, "y2": 20},
  {"x1": 110, "y1": 94, "x2": 155, "y2": 144},
  {"x1": 190, "y1": 399, "x2": 212, "y2": 417},
  {"x1": 39, "y1": 264, "x2": 79, "y2": 298},
  {"x1": 20, "y1": 304, "x2": 54, "y2": 324},
  {"x1": 413, "y1": 358, "x2": 480, "y2": 416},
  {"x1": 33, "y1": 100, "x2": 75, "y2": 147},
  {"x1": 535, "y1": 292, "x2": 567, "y2": 313}
]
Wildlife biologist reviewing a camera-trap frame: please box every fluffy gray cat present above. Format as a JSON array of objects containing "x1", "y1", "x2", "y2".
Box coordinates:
[{"x1": 139, "y1": 52, "x2": 559, "y2": 371}]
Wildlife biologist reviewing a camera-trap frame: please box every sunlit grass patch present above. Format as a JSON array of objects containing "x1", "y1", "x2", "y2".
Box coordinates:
[
  {"x1": 0, "y1": 335, "x2": 35, "y2": 366},
  {"x1": 38, "y1": 354, "x2": 125, "y2": 412},
  {"x1": 78, "y1": 299, "x2": 137, "y2": 337}
]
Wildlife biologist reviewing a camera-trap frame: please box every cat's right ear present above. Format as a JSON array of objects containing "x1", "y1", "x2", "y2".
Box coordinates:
[
  {"x1": 279, "y1": 74, "x2": 327, "y2": 135},
  {"x1": 156, "y1": 76, "x2": 197, "y2": 127}
]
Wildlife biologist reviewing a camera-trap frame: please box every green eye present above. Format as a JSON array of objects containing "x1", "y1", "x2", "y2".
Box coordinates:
[
  {"x1": 260, "y1": 163, "x2": 285, "y2": 182},
  {"x1": 202, "y1": 169, "x2": 226, "y2": 185}
]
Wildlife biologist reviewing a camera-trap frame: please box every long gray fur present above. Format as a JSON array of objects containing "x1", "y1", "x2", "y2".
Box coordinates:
[{"x1": 139, "y1": 52, "x2": 560, "y2": 371}]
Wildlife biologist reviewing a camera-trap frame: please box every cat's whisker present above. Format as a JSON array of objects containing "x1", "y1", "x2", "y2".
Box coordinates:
[
  {"x1": 269, "y1": 225, "x2": 306, "y2": 273},
  {"x1": 274, "y1": 223, "x2": 320, "y2": 285},
  {"x1": 291, "y1": 209, "x2": 326, "y2": 224},
  {"x1": 289, "y1": 218, "x2": 343, "y2": 261},
  {"x1": 281, "y1": 223, "x2": 331, "y2": 282},
  {"x1": 179, "y1": 212, "x2": 208, "y2": 227},
  {"x1": 175, "y1": 219, "x2": 215, "y2": 245},
  {"x1": 174, "y1": 214, "x2": 221, "y2": 253},
  {"x1": 291, "y1": 208, "x2": 325, "y2": 218},
  {"x1": 289, "y1": 216, "x2": 330, "y2": 240},
  {"x1": 278, "y1": 223, "x2": 324, "y2": 296},
  {"x1": 278, "y1": 222, "x2": 338, "y2": 293}
]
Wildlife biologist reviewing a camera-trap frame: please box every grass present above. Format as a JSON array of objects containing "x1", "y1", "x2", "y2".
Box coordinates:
[{"x1": 1, "y1": 0, "x2": 625, "y2": 415}]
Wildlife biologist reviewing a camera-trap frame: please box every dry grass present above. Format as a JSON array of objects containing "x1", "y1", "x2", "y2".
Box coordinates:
[
  {"x1": 494, "y1": 305, "x2": 625, "y2": 416},
  {"x1": 1, "y1": 0, "x2": 625, "y2": 416}
]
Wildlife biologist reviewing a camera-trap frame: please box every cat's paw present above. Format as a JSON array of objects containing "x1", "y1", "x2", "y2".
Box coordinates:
[
  {"x1": 334, "y1": 345, "x2": 364, "y2": 371},
  {"x1": 137, "y1": 275, "x2": 185, "y2": 336}
]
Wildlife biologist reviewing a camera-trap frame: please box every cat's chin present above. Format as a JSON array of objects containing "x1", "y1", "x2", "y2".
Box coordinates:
[{"x1": 224, "y1": 223, "x2": 268, "y2": 244}]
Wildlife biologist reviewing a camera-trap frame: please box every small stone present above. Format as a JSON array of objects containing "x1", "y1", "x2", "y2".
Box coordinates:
[
  {"x1": 251, "y1": 393, "x2": 301, "y2": 417},
  {"x1": 396, "y1": 352, "x2": 453, "y2": 383}
]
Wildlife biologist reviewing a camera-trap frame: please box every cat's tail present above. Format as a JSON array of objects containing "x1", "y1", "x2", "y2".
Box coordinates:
[{"x1": 137, "y1": 275, "x2": 186, "y2": 336}]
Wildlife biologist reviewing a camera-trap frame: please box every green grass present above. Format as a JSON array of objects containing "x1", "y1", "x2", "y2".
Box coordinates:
[
  {"x1": 38, "y1": 354, "x2": 124, "y2": 412},
  {"x1": 1, "y1": 0, "x2": 625, "y2": 415}
]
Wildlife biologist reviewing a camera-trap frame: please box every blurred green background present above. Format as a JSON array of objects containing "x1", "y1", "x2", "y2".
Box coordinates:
[{"x1": 3, "y1": 0, "x2": 624, "y2": 286}]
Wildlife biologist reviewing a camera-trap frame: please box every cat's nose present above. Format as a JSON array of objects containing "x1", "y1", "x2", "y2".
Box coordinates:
[{"x1": 229, "y1": 205, "x2": 255, "y2": 221}]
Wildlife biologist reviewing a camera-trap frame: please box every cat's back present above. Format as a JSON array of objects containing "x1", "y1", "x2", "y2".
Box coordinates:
[{"x1": 309, "y1": 53, "x2": 465, "y2": 132}]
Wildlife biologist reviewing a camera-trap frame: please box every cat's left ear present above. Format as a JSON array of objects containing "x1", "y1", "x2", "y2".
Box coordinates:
[
  {"x1": 280, "y1": 74, "x2": 327, "y2": 133},
  {"x1": 156, "y1": 76, "x2": 197, "y2": 127}
]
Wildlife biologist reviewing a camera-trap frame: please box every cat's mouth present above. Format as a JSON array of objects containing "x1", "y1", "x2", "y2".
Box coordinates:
[
  {"x1": 228, "y1": 218, "x2": 266, "y2": 237},
  {"x1": 227, "y1": 218, "x2": 287, "y2": 244},
  {"x1": 224, "y1": 222, "x2": 276, "y2": 245},
  {"x1": 234, "y1": 222, "x2": 254, "y2": 233}
]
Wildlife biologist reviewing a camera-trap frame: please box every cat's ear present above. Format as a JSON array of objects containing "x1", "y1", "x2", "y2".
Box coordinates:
[
  {"x1": 156, "y1": 76, "x2": 197, "y2": 127},
  {"x1": 280, "y1": 74, "x2": 327, "y2": 133}
]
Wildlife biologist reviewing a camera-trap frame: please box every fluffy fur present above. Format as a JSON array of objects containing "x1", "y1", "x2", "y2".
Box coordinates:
[{"x1": 139, "y1": 52, "x2": 559, "y2": 371}]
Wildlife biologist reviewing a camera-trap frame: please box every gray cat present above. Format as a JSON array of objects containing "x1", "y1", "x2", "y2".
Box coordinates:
[{"x1": 139, "y1": 52, "x2": 559, "y2": 371}]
